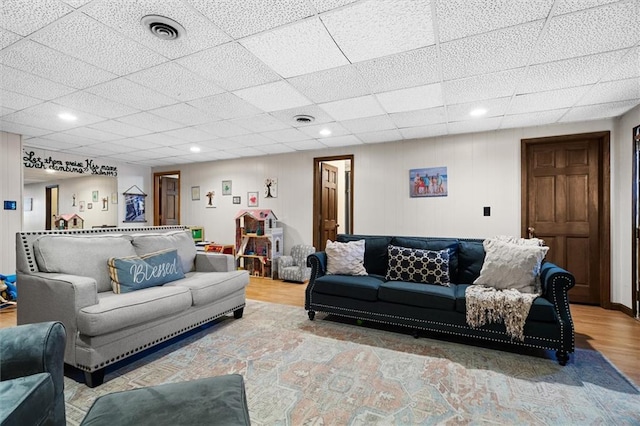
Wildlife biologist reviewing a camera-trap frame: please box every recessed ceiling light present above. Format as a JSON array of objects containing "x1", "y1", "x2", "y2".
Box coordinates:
[
  {"x1": 141, "y1": 15, "x2": 185, "y2": 40},
  {"x1": 190, "y1": 146, "x2": 201, "y2": 153},
  {"x1": 319, "y1": 128, "x2": 332, "y2": 137},
  {"x1": 469, "y1": 108, "x2": 487, "y2": 117},
  {"x1": 58, "y1": 112, "x2": 77, "y2": 121}
]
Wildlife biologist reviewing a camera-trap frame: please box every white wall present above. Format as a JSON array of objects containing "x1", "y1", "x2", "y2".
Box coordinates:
[
  {"x1": 24, "y1": 175, "x2": 117, "y2": 231},
  {"x1": 0, "y1": 132, "x2": 22, "y2": 274}
]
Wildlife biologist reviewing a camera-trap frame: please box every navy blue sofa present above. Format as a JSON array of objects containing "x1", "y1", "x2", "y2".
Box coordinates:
[{"x1": 305, "y1": 234, "x2": 576, "y2": 365}]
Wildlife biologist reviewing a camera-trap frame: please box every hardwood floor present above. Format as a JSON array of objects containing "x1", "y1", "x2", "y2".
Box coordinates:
[{"x1": 2, "y1": 277, "x2": 638, "y2": 385}]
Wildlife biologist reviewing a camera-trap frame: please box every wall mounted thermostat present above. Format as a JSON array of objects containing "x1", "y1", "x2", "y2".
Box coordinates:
[{"x1": 4, "y1": 200, "x2": 17, "y2": 210}]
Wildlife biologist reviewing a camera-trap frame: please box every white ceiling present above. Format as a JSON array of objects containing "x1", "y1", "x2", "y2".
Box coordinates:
[{"x1": 1, "y1": 0, "x2": 639, "y2": 167}]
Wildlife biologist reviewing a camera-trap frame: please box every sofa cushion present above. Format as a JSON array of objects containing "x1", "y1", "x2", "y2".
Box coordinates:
[
  {"x1": 455, "y1": 284, "x2": 558, "y2": 323},
  {"x1": 325, "y1": 239, "x2": 367, "y2": 276},
  {"x1": 33, "y1": 234, "x2": 136, "y2": 292},
  {"x1": 337, "y1": 235, "x2": 393, "y2": 276},
  {"x1": 165, "y1": 271, "x2": 248, "y2": 306},
  {"x1": 390, "y1": 237, "x2": 459, "y2": 281},
  {"x1": 108, "y1": 249, "x2": 185, "y2": 294},
  {"x1": 457, "y1": 240, "x2": 485, "y2": 283},
  {"x1": 311, "y1": 274, "x2": 384, "y2": 302},
  {"x1": 131, "y1": 230, "x2": 196, "y2": 273},
  {"x1": 0, "y1": 373, "x2": 54, "y2": 426},
  {"x1": 77, "y1": 286, "x2": 192, "y2": 336},
  {"x1": 378, "y1": 281, "x2": 457, "y2": 310},
  {"x1": 385, "y1": 245, "x2": 450, "y2": 286}
]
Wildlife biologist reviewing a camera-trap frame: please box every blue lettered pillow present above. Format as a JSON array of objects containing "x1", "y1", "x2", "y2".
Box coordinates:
[
  {"x1": 385, "y1": 245, "x2": 450, "y2": 286},
  {"x1": 108, "y1": 249, "x2": 185, "y2": 294}
]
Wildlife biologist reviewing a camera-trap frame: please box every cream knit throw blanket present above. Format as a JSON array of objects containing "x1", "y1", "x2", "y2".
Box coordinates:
[{"x1": 465, "y1": 285, "x2": 540, "y2": 341}]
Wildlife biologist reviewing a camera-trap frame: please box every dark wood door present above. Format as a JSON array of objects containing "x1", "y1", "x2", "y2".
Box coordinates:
[
  {"x1": 320, "y1": 162, "x2": 339, "y2": 250},
  {"x1": 523, "y1": 134, "x2": 607, "y2": 305},
  {"x1": 160, "y1": 177, "x2": 179, "y2": 225}
]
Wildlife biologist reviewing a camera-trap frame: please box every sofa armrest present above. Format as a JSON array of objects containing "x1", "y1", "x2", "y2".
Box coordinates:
[
  {"x1": 307, "y1": 252, "x2": 327, "y2": 278},
  {"x1": 539, "y1": 261, "x2": 576, "y2": 351},
  {"x1": 0, "y1": 321, "x2": 66, "y2": 403},
  {"x1": 195, "y1": 252, "x2": 235, "y2": 272}
]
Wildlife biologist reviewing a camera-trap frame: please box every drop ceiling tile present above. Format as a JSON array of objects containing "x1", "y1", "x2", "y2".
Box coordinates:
[
  {"x1": 225, "y1": 146, "x2": 267, "y2": 158},
  {"x1": 142, "y1": 146, "x2": 184, "y2": 157},
  {"x1": 61, "y1": 144, "x2": 119, "y2": 156},
  {"x1": 309, "y1": 0, "x2": 358, "y2": 13},
  {"x1": 287, "y1": 64, "x2": 371, "y2": 103},
  {"x1": 22, "y1": 137, "x2": 81, "y2": 151},
  {"x1": 92, "y1": 142, "x2": 138, "y2": 154},
  {"x1": 177, "y1": 43, "x2": 280, "y2": 92},
  {"x1": 376, "y1": 84, "x2": 443, "y2": 114},
  {"x1": 509, "y1": 86, "x2": 589, "y2": 114},
  {"x1": 262, "y1": 128, "x2": 310, "y2": 142},
  {"x1": 322, "y1": 0, "x2": 434, "y2": 62},
  {"x1": 534, "y1": 1, "x2": 639, "y2": 64},
  {"x1": 257, "y1": 143, "x2": 296, "y2": 154},
  {"x1": 2, "y1": 102, "x2": 106, "y2": 132},
  {"x1": 0, "y1": 0, "x2": 72, "y2": 36},
  {"x1": 206, "y1": 151, "x2": 241, "y2": 160},
  {"x1": 447, "y1": 117, "x2": 503, "y2": 135},
  {"x1": 43, "y1": 132, "x2": 101, "y2": 146},
  {"x1": 561, "y1": 99, "x2": 640, "y2": 122},
  {"x1": 602, "y1": 48, "x2": 639, "y2": 82},
  {"x1": 228, "y1": 133, "x2": 274, "y2": 147},
  {"x1": 150, "y1": 104, "x2": 217, "y2": 126},
  {"x1": 399, "y1": 124, "x2": 448, "y2": 140},
  {"x1": 88, "y1": 120, "x2": 152, "y2": 138},
  {"x1": 390, "y1": 107, "x2": 446, "y2": 128},
  {"x1": 234, "y1": 81, "x2": 312, "y2": 112},
  {"x1": 185, "y1": 0, "x2": 314, "y2": 38},
  {"x1": 83, "y1": 0, "x2": 229, "y2": 59},
  {"x1": 319, "y1": 95, "x2": 386, "y2": 121},
  {"x1": 340, "y1": 115, "x2": 396, "y2": 133},
  {"x1": 241, "y1": 17, "x2": 349, "y2": 78},
  {"x1": 355, "y1": 46, "x2": 440, "y2": 93},
  {"x1": 284, "y1": 139, "x2": 328, "y2": 151},
  {"x1": 0, "y1": 89, "x2": 43, "y2": 111},
  {"x1": 135, "y1": 132, "x2": 187, "y2": 146},
  {"x1": 436, "y1": 0, "x2": 553, "y2": 42},
  {"x1": 577, "y1": 78, "x2": 640, "y2": 106},
  {"x1": 32, "y1": 13, "x2": 166, "y2": 76},
  {"x1": 194, "y1": 120, "x2": 252, "y2": 138},
  {"x1": 441, "y1": 21, "x2": 544, "y2": 80},
  {"x1": 62, "y1": 127, "x2": 122, "y2": 142},
  {"x1": 94, "y1": 151, "x2": 149, "y2": 162},
  {"x1": 446, "y1": 97, "x2": 511, "y2": 122},
  {"x1": 116, "y1": 112, "x2": 184, "y2": 132},
  {"x1": 188, "y1": 93, "x2": 263, "y2": 120},
  {"x1": 357, "y1": 128, "x2": 403, "y2": 144},
  {"x1": 320, "y1": 135, "x2": 362, "y2": 147},
  {"x1": 0, "y1": 65, "x2": 74, "y2": 100},
  {"x1": 299, "y1": 122, "x2": 350, "y2": 138},
  {"x1": 519, "y1": 50, "x2": 626, "y2": 93},
  {"x1": 0, "y1": 27, "x2": 22, "y2": 49},
  {"x1": 110, "y1": 138, "x2": 163, "y2": 150},
  {"x1": 53, "y1": 92, "x2": 139, "y2": 119},
  {"x1": 228, "y1": 114, "x2": 290, "y2": 133},
  {"x1": 161, "y1": 127, "x2": 214, "y2": 143},
  {"x1": 269, "y1": 105, "x2": 334, "y2": 127},
  {"x1": 553, "y1": 0, "x2": 620, "y2": 15},
  {"x1": 60, "y1": 0, "x2": 92, "y2": 8},
  {"x1": 198, "y1": 139, "x2": 242, "y2": 150},
  {"x1": 0, "y1": 121, "x2": 50, "y2": 137},
  {"x1": 172, "y1": 142, "x2": 216, "y2": 154},
  {"x1": 126, "y1": 63, "x2": 224, "y2": 102},
  {"x1": 0, "y1": 106, "x2": 15, "y2": 116},
  {"x1": 444, "y1": 69, "x2": 524, "y2": 105},
  {"x1": 0, "y1": 41, "x2": 116, "y2": 89},
  {"x1": 501, "y1": 109, "x2": 567, "y2": 129},
  {"x1": 87, "y1": 78, "x2": 177, "y2": 111}
]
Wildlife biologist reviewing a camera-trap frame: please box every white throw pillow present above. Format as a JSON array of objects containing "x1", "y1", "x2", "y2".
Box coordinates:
[
  {"x1": 325, "y1": 239, "x2": 367, "y2": 276},
  {"x1": 473, "y1": 238, "x2": 548, "y2": 292},
  {"x1": 493, "y1": 235, "x2": 545, "y2": 247}
]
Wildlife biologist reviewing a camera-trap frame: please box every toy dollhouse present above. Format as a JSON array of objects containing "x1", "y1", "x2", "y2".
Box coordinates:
[
  {"x1": 55, "y1": 213, "x2": 84, "y2": 230},
  {"x1": 234, "y1": 209, "x2": 283, "y2": 278}
]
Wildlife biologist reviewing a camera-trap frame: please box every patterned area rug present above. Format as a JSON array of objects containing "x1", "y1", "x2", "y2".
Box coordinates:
[{"x1": 65, "y1": 300, "x2": 640, "y2": 425}]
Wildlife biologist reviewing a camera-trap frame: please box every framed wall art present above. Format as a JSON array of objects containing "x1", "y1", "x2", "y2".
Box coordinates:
[
  {"x1": 233, "y1": 196, "x2": 241, "y2": 204},
  {"x1": 191, "y1": 186, "x2": 200, "y2": 201},
  {"x1": 222, "y1": 180, "x2": 232, "y2": 195},
  {"x1": 247, "y1": 191, "x2": 259, "y2": 207},
  {"x1": 410, "y1": 166, "x2": 448, "y2": 198}
]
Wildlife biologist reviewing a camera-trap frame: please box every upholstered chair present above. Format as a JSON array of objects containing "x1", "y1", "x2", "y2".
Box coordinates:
[
  {"x1": 278, "y1": 245, "x2": 316, "y2": 283},
  {"x1": 0, "y1": 321, "x2": 66, "y2": 426}
]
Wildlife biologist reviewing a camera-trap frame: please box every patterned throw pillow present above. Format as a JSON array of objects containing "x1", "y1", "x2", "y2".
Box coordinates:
[
  {"x1": 386, "y1": 245, "x2": 450, "y2": 286},
  {"x1": 108, "y1": 249, "x2": 185, "y2": 294},
  {"x1": 325, "y1": 239, "x2": 368, "y2": 276}
]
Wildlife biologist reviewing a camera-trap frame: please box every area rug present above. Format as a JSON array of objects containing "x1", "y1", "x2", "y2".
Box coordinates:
[{"x1": 65, "y1": 300, "x2": 640, "y2": 425}]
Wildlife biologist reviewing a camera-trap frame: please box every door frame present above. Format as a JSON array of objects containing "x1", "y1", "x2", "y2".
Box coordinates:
[
  {"x1": 153, "y1": 171, "x2": 180, "y2": 226},
  {"x1": 45, "y1": 184, "x2": 58, "y2": 230},
  {"x1": 632, "y1": 125, "x2": 640, "y2": 318},
  {"x1": 313, "y1": 155, "x2": 354, "y2": 251},
  {"x1": 521, "y1": 131, "x2": 611, "y2": 308}
]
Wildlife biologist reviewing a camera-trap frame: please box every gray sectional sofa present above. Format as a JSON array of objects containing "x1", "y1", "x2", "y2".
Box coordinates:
[
  {"x1": 16, "y1": 226, "x2": 249, "y2": 387},
  {"x1": 306, "y1": 234, "x2": 576, "y2": 365}
]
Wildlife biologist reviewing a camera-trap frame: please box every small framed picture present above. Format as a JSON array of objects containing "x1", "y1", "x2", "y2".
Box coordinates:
[
  {"x1": 111, "y1": 192, "x2": 118, "y2": 204},
  {"x1": 92, "y1": 191, "x2": 99, "y2": 202},
  {"x1": 79, "y1": 201, "x2": 85, "y2": 212},
  {"x1": 233, "y1": 196, "x2": 241, "y2": 204},
  {"x1": 101, "y1": 197, "x2": 108, "y2": 211},
  {"x1": 222, "y1": 180, "x2": 232, "y2": 196},
  {"x1": 87, "y1": 202, "x2": 93, "y2": 210},
  {"x1": 191, "y1": 186, "x2": 200, "y2": 201},
  {"x1": 247, "y1": 192, "x2": 258, "y2": 207}
]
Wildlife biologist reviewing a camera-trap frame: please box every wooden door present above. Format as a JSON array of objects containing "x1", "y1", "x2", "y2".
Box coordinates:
[
  {"x1": 45, "y1": 185, "x2": 58, "y2": 230},
  {"x1": 320, "y1": 163, "x2": 339, "y2": 249},
  {"x1": 160, "y1": 176, "x2": 179, "y2": 225},
  {"x1": 522, "y1": 132, "x2": 610, "y2": 305}
]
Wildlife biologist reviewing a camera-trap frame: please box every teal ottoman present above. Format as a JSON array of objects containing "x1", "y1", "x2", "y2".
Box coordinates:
[{"x1": 80, "y1": 374, "x2": 250, "y2": 426}]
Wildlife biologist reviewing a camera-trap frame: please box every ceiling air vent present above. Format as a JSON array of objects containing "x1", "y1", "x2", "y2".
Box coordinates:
[
  {"x1": 293, "y1": 114, "x2": 315, "y2": 124},
  {"x1": 141, "y1": 15, "x2": 185, "y2": 40}
]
